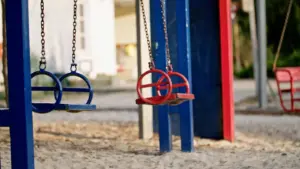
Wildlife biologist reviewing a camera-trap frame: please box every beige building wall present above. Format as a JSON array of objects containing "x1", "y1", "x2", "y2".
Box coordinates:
[
  {"x1": 115, "y1": 0, "x2": 153, "y2": 139},
  {"x1": 115, "y1": 13, "x2": 136, "y2": 44},
  {"x1": 115, "y1": 12, "x2": 138, "y2": 80}
]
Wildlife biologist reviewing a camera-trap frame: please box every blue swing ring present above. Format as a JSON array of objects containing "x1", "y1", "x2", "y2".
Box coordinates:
[
  {"x1": 31, "y1": 70, "x2": 63, "y2": 113},
  {"x1": 58, "y1": 70, "x2": 94, "y2": 105}
]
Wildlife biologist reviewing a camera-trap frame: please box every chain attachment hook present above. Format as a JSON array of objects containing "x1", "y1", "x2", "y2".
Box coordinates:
[
  {"x1": 39, "y1": 61, "x2": 46, "y2": 71},
  {"x1": 148, "y1": 60, "x2": 156, "y2": 69},
  {"x1": 166, "y1": 63, "x2": 173, "y2": 72},
  {"x1": 70, "y1": 63, "x2": 77, "y2": 72}
]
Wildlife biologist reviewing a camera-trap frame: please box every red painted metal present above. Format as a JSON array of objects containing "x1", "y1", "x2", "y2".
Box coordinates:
[
  {"x1": 156, "y1": 71, "x2": 194, "y2": 105},
  {"x1": 219, "y1": 0, "x2": 235, "y2": 142},
  {"x1": 274, "y1": 67, "x2": 300, "y2": 112},
  {"x1": 136, "y1": 70, "x2": 194, "y2": 105},
  {"x1": 136, "y1": 68, "x2": 173, "y2": 105}
]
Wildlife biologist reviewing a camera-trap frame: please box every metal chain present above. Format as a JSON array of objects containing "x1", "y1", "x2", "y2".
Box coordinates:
[
  {"x1": 139, "y1": 0, "x2": 155, "y2": 69},
  {"x1": 160, "y1": 0, "x2": 172, "y2": 71},
  {"x1": 273, "y1": 0, "x2": 294, "y2": 71},
  {"x1": 40, "y1": 0, "x2": 46, "y2": 70},
  {"x1": 71, "y1": 0, "x2": 78, "y2": 72}
]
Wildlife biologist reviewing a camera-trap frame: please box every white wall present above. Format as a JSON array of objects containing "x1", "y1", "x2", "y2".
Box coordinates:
[
  {"x1": 0, "y1": 2, "x2": 2, "y2": 43},
  {"x1": 0, "y1": 0, "x2": 117, "y2": 78},
  {"x1": 28, "y1": 0, "x2": 73, "y2": 72},
  {"x1": 88, "y1": 0, "x2": 116, "y2": 78}
]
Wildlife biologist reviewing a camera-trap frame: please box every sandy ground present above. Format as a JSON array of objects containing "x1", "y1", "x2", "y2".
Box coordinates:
[
  {"x1": 0, "y1": 88, "x2": 299, "y2": 169},
  {"x1": 0, "y1": 114, "x2": 299, "y2": 169}
]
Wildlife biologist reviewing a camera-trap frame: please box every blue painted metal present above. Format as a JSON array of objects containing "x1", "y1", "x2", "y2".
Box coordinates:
[
  {"x1": 58, "y1": 71, "x2": 94, "y2": 104},
  {"x1": 176, "y1": 0, "x2": 194, "y2": 152},
  {"x1": 150, "y1": 0, "x2": 172, "y2": 152},
  {"x1": 6, "y1": 0, "x2": 35, "y2": 168},
  {"x1": 0, "y1": 109, "x2": 11, "y2": 127},
  {"x1": 32, "y1": 87, "x2": 90, "y2": 92},
  {"x1": 62, "y1": 88, "x2": 91, "y2": 92},
  {"x1": 31, "y1": 70, "x2": 63, "y2": 113},
  {"x1": 166, "y1": 0, "x2": 178, "y2": 117},
  {"x1": 31, "y1": 70, "x2": 94, "y2": 113},
  {"x1": 32, "y1": 103, "x2": 96, "y2": 111},
  {"x1": 190, "y1": 0, "x2": 223, "y2": 139}
]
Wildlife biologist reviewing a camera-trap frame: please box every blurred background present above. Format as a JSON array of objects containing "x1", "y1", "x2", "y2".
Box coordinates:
[{"x1": 0, "y1": 0, "x2": 299, "y2": 111}]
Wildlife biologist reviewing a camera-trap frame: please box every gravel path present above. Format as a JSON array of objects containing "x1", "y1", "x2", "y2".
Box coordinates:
[
  {"x1": 1, "y1": 90, "x2": 300, "y2": 169},
  {"x1": 1, "y1": 113, "x2": 299, "y2": 169}
]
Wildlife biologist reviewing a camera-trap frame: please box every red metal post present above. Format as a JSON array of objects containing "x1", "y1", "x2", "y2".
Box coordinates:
[{"x1": 219, "y1": 0, "x2": 235, "y2": 142}]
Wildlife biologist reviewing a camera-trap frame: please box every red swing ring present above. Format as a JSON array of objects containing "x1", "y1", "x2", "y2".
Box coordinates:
[
  {"x1": 156, "y1": 70, "x2": 194, "y2": 105},
  {"x1": 156, "y1": 71, "x2": 190, "y2": 94},
  {"x1": 136, "y1": 68, "x2": 173, "y2": 105}
]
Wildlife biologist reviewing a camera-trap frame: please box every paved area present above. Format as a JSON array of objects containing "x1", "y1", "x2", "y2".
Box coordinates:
[
  {"x1": 32, "y1": 80, "x2": 275, "y2": 123},
  {"x1": 4, "y1": 80, "x2": 300, "y2": 169}
]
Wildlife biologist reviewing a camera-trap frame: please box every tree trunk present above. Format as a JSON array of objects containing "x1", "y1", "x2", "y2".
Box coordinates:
[{"x1": 1, "y1": 0, "x2": 8, "y2": 106}]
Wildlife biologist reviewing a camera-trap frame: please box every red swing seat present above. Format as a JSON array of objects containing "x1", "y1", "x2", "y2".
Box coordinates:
[
  {"x1": 136, "y1": 69, "x2": 194, "y2": 106},
  {"x1": 136, "y1": 92, "x2": 195, "y2": 105},
  {"x1": 272, "y1": 0, "x2": 298, "y2": 112},
  {"x1": 274, "y1": 67, "x2": 300, "y2": 112}
]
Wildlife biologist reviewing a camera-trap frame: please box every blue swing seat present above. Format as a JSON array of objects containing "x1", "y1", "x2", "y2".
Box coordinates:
[{"x1": 32, "y1": 103, "x2": 96, "y2": 112}]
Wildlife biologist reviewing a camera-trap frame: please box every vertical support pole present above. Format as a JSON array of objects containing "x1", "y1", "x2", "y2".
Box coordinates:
[
  {"x1": 150, "y1": 0, "x2": 172, "y2": 152},
  {"x1": 6, "y1": 0, "x2": 35, "y2": 168},
  {"x1": 190, "y1": 0, "x2": 224, "y2": 139},
  {"x1": 176, "y1": 0, "x2": 194, "y2": 152},
  {"x1": 136, "y1": 0, "x2": 154, "y2": 140},
  {"x1": 256, "y1": 0, "x2": 268, "y2": 108},
  {"x1": 219, "y1": 0, "x2": 235, "y2": 141}
]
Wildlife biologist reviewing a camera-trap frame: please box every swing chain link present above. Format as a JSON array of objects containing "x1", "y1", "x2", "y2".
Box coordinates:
[
  {"x1": 273, "y1": 0, "x2": 294, "y2": 71},
  {"x1": 159, "y1": 0, "x2": 173, "y2": 71},
  {"x1": 40, "y1": 0, "x2": 46, "y2": 70},
  {"x1": 71, "y1": 0, "x2": 78, "y2": 72},
  {"x1": 139, "y1": 0, "x2": 155, "y2": 69}
]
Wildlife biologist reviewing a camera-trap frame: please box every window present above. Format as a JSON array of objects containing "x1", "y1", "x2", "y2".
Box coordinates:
[
  {"x1": 77, "y1": 2, "x2": 85, "y2": 50},
  {"x1": 80, "y1": 20, "x2": 85, "y2": 33},
  {"x1": 80, "y1": 37, "x2": 85, "y2": 49},
  {"x1": 79, "y1": 4, "x2": 84, "y2": 17}
]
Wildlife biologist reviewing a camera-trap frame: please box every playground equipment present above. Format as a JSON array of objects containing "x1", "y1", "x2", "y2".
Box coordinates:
[
  {"x1": 30, "y1": 0, "x2": 63, "y2": 113},
  {"x1": 137, "y1": 0, "x2": 234, "y2": 152},
  {"x1": 135, "y1": 0, "x2": 195, "y2": 106},
  {"x1": 273, "y1": 0, "x2": 299, "y2": 113},
  {"x1": 0, "y1": 0, "x2": 234, "y2": 168},
  {"x1": 31, "y1": 0, "x2": 96, "y2": 113}
]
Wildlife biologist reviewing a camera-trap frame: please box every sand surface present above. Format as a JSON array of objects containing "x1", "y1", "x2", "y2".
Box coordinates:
[{"x1": 0, "y1": 114, "x2": 300, "y2": 169}]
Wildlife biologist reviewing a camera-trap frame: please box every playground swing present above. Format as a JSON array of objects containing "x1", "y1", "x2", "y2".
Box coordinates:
[
  {"x1": 31, "y1": 0, "x2": 96, "y2": 113},
  {"x1": 30, "y1": 0, "x2": 63, "y2": 113},
  {"x1": 135, "y1": 0, "x2": 195, "y2": 105},
  {"x1": 273, "y1": 0, "x2": 300, "y2": 112}
]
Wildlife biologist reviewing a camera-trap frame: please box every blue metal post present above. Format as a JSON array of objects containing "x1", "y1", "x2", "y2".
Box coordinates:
[
  {"x1": 176, "y1": 0, "x2": 194, "y2": 152},
  {"x1": 0, "y1": 109, "x2": 10, "y2": 127},
  {"x1": 150, "y1": 0, "x2": 172, "y2": 152},
  {"x1": 189, "y1": 0, "x2": 223, "y2": 139},
  {"x1": 6, "y1": 0, "x2": 35, "y2": 168}
]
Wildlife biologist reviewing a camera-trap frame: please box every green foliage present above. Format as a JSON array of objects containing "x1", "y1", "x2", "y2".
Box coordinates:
[
  {"x1": 235, "y1": 48, "x2": 300, "y2": 78},
  {"x1": 234, "y1": 0, "x2": 300, "y2": 79}
]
